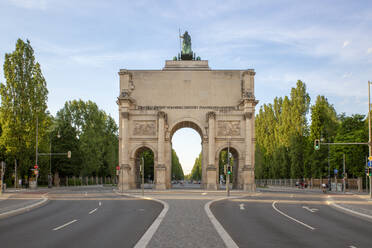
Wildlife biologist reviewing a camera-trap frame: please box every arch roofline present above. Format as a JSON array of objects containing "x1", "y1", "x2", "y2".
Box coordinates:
[
  {"x1": 215, "y1": 143, "x2": 242, "y2": 160},
  {"x1": 169, "y1": 117, "x2": 206, "y2": 140},
  {"x1": 130, "y1": 144, "x2": 157, "y2": 160}
]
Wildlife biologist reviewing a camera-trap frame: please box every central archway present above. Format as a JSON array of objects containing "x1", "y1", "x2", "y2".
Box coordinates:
[{"x1": 168, "y1": 119, "x2": 206, "y2": 189}]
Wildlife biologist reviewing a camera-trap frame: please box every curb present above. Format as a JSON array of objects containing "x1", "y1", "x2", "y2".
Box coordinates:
[
  {"x1": 205, "y1": 197, "x2": 239, "y2": 248},
  {"x1": 114, "y1": 190, "x2": 169, "y2": 248},
  {"x1": 0, "y1": 196, "x2": 49, "y2": 219},
  {"x1": 329, "y1": 201, "x2": 372, "y2": 222}
]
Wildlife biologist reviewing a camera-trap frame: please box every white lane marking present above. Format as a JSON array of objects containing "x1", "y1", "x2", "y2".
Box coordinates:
[
  {"x1": 99, "y1": 201, "x2": 102, "y2": 206},
  {"x1": 302, "y1": 206, "x2": 318, "y2": 213},
  {"x1": 53, "y1": 219, "x2": 77, "y2": 231},
  {"x1": 89, "y1": 208, "x2": 98, "y2": 214},
  {"x1": 330, "y1": 202, "x2": 372, "y2": 221},
  {"x1": 129, "y1": 195, "x2": 169, "y2": 248},
  {"x1": 349, "y1": 245, "x2": 357, "y2": 248},
  {"x1": 272, "y1": 201, "x2": 316, "y2": 230},
  {"x1": 201, "y1": 192, "x2": 207, "y2": 195},
  {"x1": 205, "y1": 198, "x2": 239, "y2": 248},
  {"x1": 239, "y1": 203, "x2": 245, "y2": 210}
]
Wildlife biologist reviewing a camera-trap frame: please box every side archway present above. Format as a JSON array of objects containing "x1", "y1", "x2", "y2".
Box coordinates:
[
  {"x1": 215, "y1": 144, "x2": 242, "y2": 189},
  {"x1": 131, "y1": 145, "x2": 156, "y2": 189}
]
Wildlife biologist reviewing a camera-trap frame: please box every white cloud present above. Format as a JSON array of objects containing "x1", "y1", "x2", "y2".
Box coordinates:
[
  {"x1": 9, "y1": 0, "x2": 48, "y2": 10},
  {"x1": 368, "y1": 48, "x2": 372, "y2": 54},
  {"x1": 342, "y1": 72, "x2": 352, "y2": 78},
  {"x1": 343, "y1": 40, "x2": 350, "y2": 48}
]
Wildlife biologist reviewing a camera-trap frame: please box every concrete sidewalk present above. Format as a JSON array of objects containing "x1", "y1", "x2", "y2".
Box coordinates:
[{"x1": 0, "y1": 192, "x2": 48, "y2": 218}]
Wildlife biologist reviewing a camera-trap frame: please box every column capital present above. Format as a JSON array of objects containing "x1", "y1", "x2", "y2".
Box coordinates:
[
  {"x1": 120, "y1": 164, "x2": 131, "y2": 170},
  {"x1": 244, "y1": 112, "x2": 253, "y2": 120},
  {"x1": 206, "y1": 111, "x2": 216, "y2": 121},
  {"x1": 158, "y1": 111, "x2": 167, "y2": 119},
  {"x1": 121, "y1": 112, "x2": 129, "y2": 119}
]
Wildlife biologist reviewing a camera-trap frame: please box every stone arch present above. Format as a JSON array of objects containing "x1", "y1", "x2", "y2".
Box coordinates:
[
  {"x1": 130, "y1": 144, "x2": 157, "y2": 160},
  {"x1": 168, "y1": 118, "x2": 205, "y2": 188},
  {"x1": 169, "y1": 117, "x2": 206, "y2": 140},
  {"x1": 215, "y1": 143, "x2": 242, "y2": 160},
  {"x1": 215, "y1": 143, "x2": 242, "y2": 189},
  {"x1": 131, "y1": 144, "x2": 156, "y2": 188}
]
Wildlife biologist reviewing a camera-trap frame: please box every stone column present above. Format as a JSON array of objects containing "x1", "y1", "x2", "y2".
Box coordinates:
[
  {"x1": 206, "y1": 112, "x2": 217, "y2": 190},
  {"x1": 156, "y1": 111, "x2": 166, "y2": 190},
  {"x1": 243, "y1": 112, "x2": 255, "y2": 191},
  {"x1": 119, "y1": 112, "x2": 131, "y2": 190}
]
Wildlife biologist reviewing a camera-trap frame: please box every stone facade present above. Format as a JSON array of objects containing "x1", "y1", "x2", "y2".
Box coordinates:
[{"x1": 117, "y1": 60, "x2": 258, "y2": 191}]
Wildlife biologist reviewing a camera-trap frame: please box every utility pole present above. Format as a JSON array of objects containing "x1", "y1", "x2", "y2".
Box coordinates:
[
  {"x1": 35, "y1": 115, "x2": 39, "y2": 187},
  {"x1": 141, "y1": 156, "x2": 144, "y2": 197},
  {"x1": 121, "y1": 166, "x2": 123, "y2": 194},
  {"x1": 343, "y1": 154, "x2": 346, "y2": 194},
  {"x1": 369, "y1": 81, "x2": 372, "y2": 198},
  {"x1": 227, "y1": 137, "x2": 231, "y2": 197},
  {"x1": 14, "y1": 159, "x2": 17, "y2": 189},
  {"x1": 328, "y1": 144, "x2": 330, "y2": 190},
  {"x1": 1, "y1": 161, "x2": 5, "y2": 194}
]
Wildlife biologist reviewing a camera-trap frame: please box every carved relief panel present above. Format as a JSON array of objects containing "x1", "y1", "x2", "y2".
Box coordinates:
[
  {"x1": 133, "y1": 121, "x2": 156, "y2": 136},
  {"x1": 217, "y1": 121, "x2": 240, "y2": 136}
]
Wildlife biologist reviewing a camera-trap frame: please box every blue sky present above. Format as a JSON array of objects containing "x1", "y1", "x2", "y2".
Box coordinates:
[{"x1": 1, "y1": 0, "x2": 372, "y2": 174}]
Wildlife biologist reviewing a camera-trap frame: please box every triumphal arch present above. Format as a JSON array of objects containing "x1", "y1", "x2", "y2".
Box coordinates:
[{"x1": 117, "y1": 32, "x2": 258, "y2": 191}]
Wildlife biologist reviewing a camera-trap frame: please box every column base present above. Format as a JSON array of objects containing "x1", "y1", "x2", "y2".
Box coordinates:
[
  {"x1": 206, "y1": 165, "x2": 217, "y2": 190},
  {"x1": 118, "y1": 164, "x2": 132, "y2": 191},
  {"x1": 243, "y1": 165, "x2": 256, "y2": 192},
  {"x1": 155, "y1": 164, "x2": 167, "y2": 190}
]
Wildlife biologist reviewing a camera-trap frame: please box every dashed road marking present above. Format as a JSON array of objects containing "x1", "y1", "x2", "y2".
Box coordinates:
[
  {"x1": 99, "y1": 201, "x2": 102, "y2": 206},
  {"x1": 53, "y1": 219, "x2": 77, "y2": 231},
  {"x1": 349, "y1": 245, "x2": 357, "y2": 248},
  {"x1": 272, "y1": 201, "x2": 315, "y2": 231},
  {"x1": 89, "y1": 208, "x2": 98, "y2": 214},
  {"x1": 201, "y1": 192, "x2": 207, "y2": 195}
]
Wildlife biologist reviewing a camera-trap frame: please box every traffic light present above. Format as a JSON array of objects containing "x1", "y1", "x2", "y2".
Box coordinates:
[
  {"x1": 227, "y1": 165, "x2": 232, "y2": 175},
  {"x1": 314, "y1": 139, "x2": 320, "y2": 150}
]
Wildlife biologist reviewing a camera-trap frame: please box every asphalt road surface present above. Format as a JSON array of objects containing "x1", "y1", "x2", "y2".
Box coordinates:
[
  {"x1": 211, "y1": 191, "x2": 372, "y2": 248},
  {"x1": 0, "y1": 187, "x2": 162, "y2": 248}
]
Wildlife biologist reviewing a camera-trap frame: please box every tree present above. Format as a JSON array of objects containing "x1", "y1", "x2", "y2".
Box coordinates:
[
  {"x1": 171, "y1": 149, "x2": 184, "y2": 180},
  {"x1": 0, "y1": 39, "x2": 49, "y2": 183},
  {"x1": 53, "y1": 99, "x2": 118, "y2": 177},
  {"x1": 190, "y1": 153, "x2": 202, "y2": 181}
]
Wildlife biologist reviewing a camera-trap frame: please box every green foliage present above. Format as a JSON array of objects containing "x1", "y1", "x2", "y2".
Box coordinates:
[
  {"x1": 190, "y1": 153, "x2": 202, "y2": 181},
  {"x1": 171, "y1": 149, "x2": 184, "y2": 180},
  {"x1": 53, "y1": 99, "x2": 118, "y2": 177},
  {"x1": 0, "y1": 39, "x2": 49, "y2": 181},
  {"x1": 255, "y1": 81, "x2": 368, "y2": 180}
]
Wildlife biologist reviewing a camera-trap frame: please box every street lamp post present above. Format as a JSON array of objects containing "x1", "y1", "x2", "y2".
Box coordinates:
[
  {"x1": 227, "y1": 137, "x2": 231, "y2": 197},
  {"x1": 368, "y1": 82, "x2": 371, "y2": 196},
  {"x1": 48, "y1": 131, "x2": 60, "y2": 188}
]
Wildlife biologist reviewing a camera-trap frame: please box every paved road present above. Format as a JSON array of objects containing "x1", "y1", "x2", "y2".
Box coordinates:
[
  {"x1": 211, "y1": 191, "x2": 372, "y2": 248},
  {"x1": 0, "y1": 187, "x2": 162, "y2": 248}
]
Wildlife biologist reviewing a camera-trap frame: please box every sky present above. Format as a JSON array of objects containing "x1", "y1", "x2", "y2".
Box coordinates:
[{"x1": 0, "y1": 0, "x2": 372, "y2": 174}]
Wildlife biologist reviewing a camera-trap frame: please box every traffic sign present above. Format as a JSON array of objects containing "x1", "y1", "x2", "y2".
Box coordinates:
[
  {"x1": 369, "y1": 156, "x2": 372, "y2": 161},
  {"x1": 368, "y1": 161, "x2": 372, "y2": 167},
  {"x1": 116, "y1": 166, "x2": 120, "y2": 170},
  {"x1": 34, "y1": 165, "x2": 38, "y2": 169},
  {"x1": 334, "y1": 169, "x2": 338, "y2": 174},
  {"x1": 34, "y1": 170, "x2": 39, "y2": 175}
]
